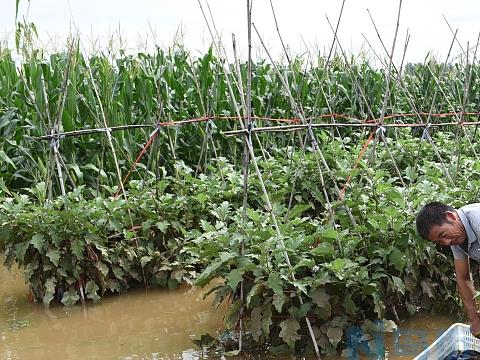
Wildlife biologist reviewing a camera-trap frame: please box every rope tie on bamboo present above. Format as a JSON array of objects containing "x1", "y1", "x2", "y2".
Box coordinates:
[
  {"x1": 376, "y1": 125, "x2": 386, "y2": 137},
  {"x1": 49, "y1": 137, "x2": 58, "y2": 150},
  {"x1": 246, "y1": 120, "x2": 254, "y2": 140},
  {"x1": 49, "y1": 135, "x2": 64, "y2": 151},
  {"x1": 421, "y1": 123, "x2": 432, "y2": 141}
]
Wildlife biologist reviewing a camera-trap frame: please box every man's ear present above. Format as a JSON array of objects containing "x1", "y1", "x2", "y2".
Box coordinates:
[{"x1": 445, "y1": 211, "x2": 457, "y2": 221}]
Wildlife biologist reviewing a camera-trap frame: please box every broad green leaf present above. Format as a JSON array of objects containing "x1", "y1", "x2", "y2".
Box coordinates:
[
  {"x1": 327, "y1": 327, "x2": 343, "y2": 347},
  {"x1": 15, "y1": 241, "x2": 30, "y2": 261},
  {"x1": 227, "y1": 269, "x2": 243, "y2": 290},
  {"x1": 287, "y1": 204, "x2": 312, "y2": 219},
  {"x1": 343, "y1": 293, "x2": 358, "y2": 315},
  {"x1": 96, "y1": 262, "x2": 109, "y2": 277},
  {"x1": 405, "y1": 166, "x2": 417, "y2": 182},
  {"x1": 372, "y1": 293, "x2": 385, "y2": 317},
  {"x1": 268, "y1": 272, "x2": 283, "y2": 295},
  {"x1": 311, "y1": 242, "x2": 334, "y2": 257},
  {"x1": 294, "y1": 258, "x2": 315, "y2": 270},
  {"x1": 61, "y1": 288, "x2": 80, "y2": 306},
  {"x1": 392, "y1": 276, "x2": 405, "y2": 295},
  {"x1": 106, "y1": 279, "x2": 121, "y2": 293},
  {"x1": 389, "y1": 247, "x2": 406, "y2": 272},
  {"x1": 262, "y1": 303, "x2": 273, "y2": 337},
  {"x1": 46, "y1": 247, "x2": 61, "y2": 267},
  {"x1": 292, "y1": 280, "x2": 308, "y2": 295},
  {"x1": 420, "y1": 278, "x2": 437, "y2": 298},
  {"x1": 310, "y1": 288, "x2": 330, "y2": 307},
  {"x1": 43, "y1": 277, "x2": 56, "y2": 305},
  {"x1": 250, "y1": 306, "x2": 263, "y2": 341},
  {"x1": 247, "y1": 282, "x2": 262, "y2": 307},
  {"x1": 71, "y1": 239, "x2": 84, "y2": 260},
  {"x1": 112, "y1": 266, "x2": 125, "y2": 280},
  {"x1": 224, "y1": 300, "x2": 242, "y2": 330},
  {"x1": 279, "y1": 318, "x2": 301, "y2": 349},
  {"x1": 140, "y1": 256, "x2": 152, "y2": 267},
  {"x1": 311, "y1": 288, "x2": 331, "y2": 320},
  {"x1": 156, "y1": 221, "x2": 169, "y2": 233},
  {"x1": 273, "y1": 293, "x2": 287, "y2": 312},
  {"x1": 321, "y1": 228, "x2": 338, "y2": 239},
  {"x1": 30, "y1": 233, "x2": 45, "y2": 251},
  {"x1": 330, "y1": 258, "x2": 347, "y2": 272},
  {"x1": 85, "y1": 280, "x2": 100, "y2": 302},
  {"x1": 195, "y1": 252, "x2": 235, "y2": 287}
]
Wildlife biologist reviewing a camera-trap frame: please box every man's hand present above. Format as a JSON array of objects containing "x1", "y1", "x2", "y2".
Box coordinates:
[
  {"x1": 455, "y1": 259, "x2": 480, "y2": 337},
  {"x1": 470, "y1": 313, "x2": 480, "y2": 338}
]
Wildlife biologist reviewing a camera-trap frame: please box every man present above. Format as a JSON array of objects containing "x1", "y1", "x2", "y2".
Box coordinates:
[{"x1": 416, "y1": 201, "x2": 480, "y2": 336}]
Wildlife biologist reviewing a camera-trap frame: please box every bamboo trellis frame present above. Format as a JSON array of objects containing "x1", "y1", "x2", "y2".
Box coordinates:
[
  {"x1": 32, "y1": 114, "x2": 480, "y2": 141},
  {"x1": 22, "y1": 0, "x2": 480, "y2": 356}
]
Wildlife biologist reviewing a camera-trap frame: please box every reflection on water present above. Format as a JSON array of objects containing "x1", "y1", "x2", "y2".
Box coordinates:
[
  {"x1": 0, "y1": 262, "x2": 225, "y2": 360},
  {"x1": 0, "y1": 260, "x2": 460, "y2": 359},
  {"x1": 382, "y1": 313, "x2": 456, "y2": 360}
]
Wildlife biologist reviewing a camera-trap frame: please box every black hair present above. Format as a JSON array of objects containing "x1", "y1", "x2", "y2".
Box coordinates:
[{"x1": 416, "y1": 202, "x2": 455, "y2": 240}]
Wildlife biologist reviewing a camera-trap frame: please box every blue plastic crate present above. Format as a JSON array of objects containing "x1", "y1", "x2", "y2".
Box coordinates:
[{"x1": 413, "y1": 323, "x2": 480, "y2": 360}]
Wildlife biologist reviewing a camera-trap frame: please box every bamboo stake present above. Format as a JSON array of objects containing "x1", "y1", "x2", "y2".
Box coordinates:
[
  {"x1": 269, "y1": 0, "x2": 291, "y2": 64},
  {"x1": 238, "y1": 1, "x2": 253, "y2": 352},
  {"x1": 357, "y1": 10, "x2": 456, "y2": 185},
  {"x1": 231, "y1": 34, "x2": 268, "y2": 162},
  {"x1": 53, "y1": 141, "x2": 66, "y2": 196},
  {"x1": 447, "y1": 32, "x2": 480, "y2": 177},
  {"x1": 269, "y1": 0, "x2": 341, "y2": 211},
  {"x1": 373, "y1": 0, "x2": 402, "y2": 126},
  {"x1": 370, "y1": 1, "x2": 405, "y2": 187},
  {"x1": 326, "y1": 0, "x2": 346, "y2": 65},
  {"x1": 252, "y1": 23, "x2": 335, "y2": 218},
  {"x1": 82, "y1": 41, "x2": 147, "y2": 286},
  {"x1": 203, "y1": 0, "x2": 269, "y2": 161},
  {"x1": 198, "y1": 1, "x2": 321, "y2": 355},
  {"x1": 455, "y1": 41, "x2": 470, "y2": 178}
]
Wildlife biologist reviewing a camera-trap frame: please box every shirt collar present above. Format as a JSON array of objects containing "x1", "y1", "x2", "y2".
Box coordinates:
[{"x1": 458, "y1": 209, "x2": 475, "y2": 246}]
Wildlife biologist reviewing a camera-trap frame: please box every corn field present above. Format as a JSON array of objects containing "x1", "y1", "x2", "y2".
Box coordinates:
[{"x1": 1, "y1": 37, "x2": 480, "y2": 196}]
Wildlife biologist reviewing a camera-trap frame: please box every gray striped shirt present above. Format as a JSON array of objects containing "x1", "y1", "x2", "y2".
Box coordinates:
[{"x1": 451, "y1": 203, "x2": 480, "y2": 261}]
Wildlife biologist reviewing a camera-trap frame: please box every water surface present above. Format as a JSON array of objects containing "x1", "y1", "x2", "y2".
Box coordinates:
[
  {"x1": 0, "y1": 262, "x2": 459, "y2": 359},
  {"x1": 0, "y1": 262, "x2": 225, "y2": 359}
]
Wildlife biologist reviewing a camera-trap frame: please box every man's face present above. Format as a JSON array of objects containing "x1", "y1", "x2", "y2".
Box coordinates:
[{"x1": 427, "y1": 211, "x2": 466, "y2": 247}]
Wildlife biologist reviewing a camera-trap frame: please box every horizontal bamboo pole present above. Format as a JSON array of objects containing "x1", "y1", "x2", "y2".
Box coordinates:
[
  {"x1": 31, "y1": 116, "x2": 300, "y2": 141},
  {"x1": 33, "y1": 124, "x2": 157, "y2": 141},
  {"x1": 222, "y1": 121, "x2": 480, "y2": 137},
  {"x1": 31, "y1": 112, "x2": 480, "y2": 141}
]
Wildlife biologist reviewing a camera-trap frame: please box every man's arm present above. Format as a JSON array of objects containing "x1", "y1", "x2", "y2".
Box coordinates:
[{"x1": 454, "y1": 258, "x2": 480, "y2": 334}]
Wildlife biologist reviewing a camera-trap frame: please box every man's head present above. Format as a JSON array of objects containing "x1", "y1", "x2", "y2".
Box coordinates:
[{"x1": 416, "y1": 202, "x2": 466, "y2": 247}]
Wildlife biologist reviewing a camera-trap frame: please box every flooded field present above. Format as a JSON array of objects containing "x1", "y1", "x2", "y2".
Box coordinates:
[
  {"x1": 0, "y1": 263, "x2": 226, "y2": 359},
  {"x1": 0, "y1": 262, "x2": 458, "y2": 359}
]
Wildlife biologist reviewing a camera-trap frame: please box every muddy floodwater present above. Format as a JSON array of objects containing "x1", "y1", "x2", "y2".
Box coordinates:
[
  {"x1": 0, "y1": 261, "x2": 458, "y2": 359},
  {"x1": 0, "y1": 262, "x2": 226, "y2": 359}
]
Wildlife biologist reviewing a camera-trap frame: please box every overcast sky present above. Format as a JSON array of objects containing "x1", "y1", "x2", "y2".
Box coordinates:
[{"x1": 1, "y1": 0, "x2": 480, "y2": 64}]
